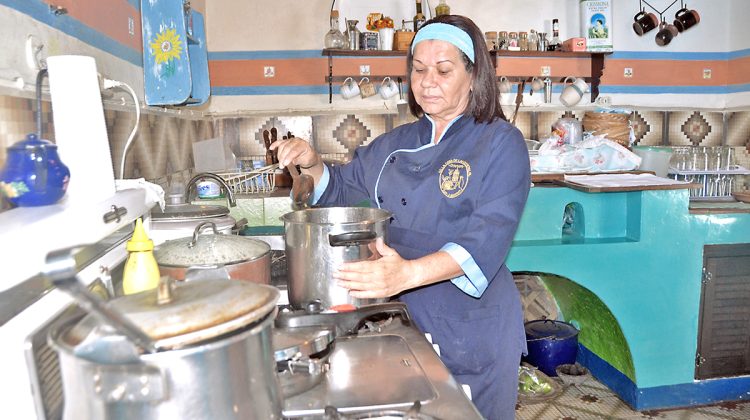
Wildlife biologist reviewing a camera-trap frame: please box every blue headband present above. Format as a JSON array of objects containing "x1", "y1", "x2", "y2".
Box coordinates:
[{"x1": 411, "y1": 23, "x2": 475, "y2": 63}]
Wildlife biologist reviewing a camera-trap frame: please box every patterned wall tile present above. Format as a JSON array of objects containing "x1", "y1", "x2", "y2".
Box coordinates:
[
  {"x1": 631, "y1": 111, "x2": 663, "y2": 146},
  {"x1": 725, "y1": 111, "x2": 750, "y2": 148},
  {"x1": 668, "y1": 111, "x2": 723, "y2": 146}
]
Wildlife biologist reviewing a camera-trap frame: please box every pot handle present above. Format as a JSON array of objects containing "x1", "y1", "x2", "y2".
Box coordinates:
[
  {"x1": 188, "y1": 221, "x2": 220, "y2": 248},
  {"x1": 328, "y1": 231, "x2": 377, "y2": 247},
  {"x1": 83, "y1": 363, "x2": 167, "y2": 402}
]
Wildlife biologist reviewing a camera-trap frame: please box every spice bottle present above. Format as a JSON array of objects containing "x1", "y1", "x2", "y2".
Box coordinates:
[
  {"x1": 484, "y1": 31, "x2": 498, "y2": 51},
  {"x1": 122, "y1": 218, "x2": 160, "y2": 295},
  {"x1": 508, "y1": 32, "x2": 519, "y2": 49},
  {"x1": 528, "y1": 30, "x2": 539, "y2": 51},
  {"x1": 498, "y1": 31, "x2": 509, "y2": 50},
  {"x1": 435, "y1": 0, "x2": 450, "y2": 16},
  {"x1": 519, "y1": 31, "x2": 529, "y2": 51}
]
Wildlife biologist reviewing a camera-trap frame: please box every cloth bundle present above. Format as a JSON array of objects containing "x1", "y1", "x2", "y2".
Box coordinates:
[{"x1": 529, "y1": 134, "x2": 641, "y2": 173}]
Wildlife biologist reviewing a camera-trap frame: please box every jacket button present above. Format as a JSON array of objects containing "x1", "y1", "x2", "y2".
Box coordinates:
[
  {"x1": 389, "y1": 156, "x2": 397, "y2": 163},
  {"x1": 401, "y1": 198, "x2": 407, "y2": 206},
  {"x1": 378, "y1": 196, "x2": 384, "y2": 203}
]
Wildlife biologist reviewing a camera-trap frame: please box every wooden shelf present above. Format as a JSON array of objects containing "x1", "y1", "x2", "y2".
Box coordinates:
[
  {"x1": 491, "y1": 50, "x2": 611, "y2": 102},
  {"x1": 322, "y1": 49, "x2": 612, "y2": 103}
]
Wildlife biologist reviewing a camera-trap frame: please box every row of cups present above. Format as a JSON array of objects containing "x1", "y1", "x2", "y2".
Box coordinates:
[
  {"x1": 341, "y1": 76, "x2": 400, "y2": 100},
  {"x1": 499, "y1": 75, "x2": 589, "y2": 107},
  {"x1": 670, "y1": 146, "x2": 736, "y2": 172}
]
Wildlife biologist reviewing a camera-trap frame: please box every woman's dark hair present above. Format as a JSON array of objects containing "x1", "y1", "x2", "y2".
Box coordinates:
[{"x1": 407, "y1": 15, "x2": 505, "y2": 122}]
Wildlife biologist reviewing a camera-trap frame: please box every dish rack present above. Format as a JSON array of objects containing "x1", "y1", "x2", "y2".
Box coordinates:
[
  {"x1": 669, "y1": 165, "x2": 750, "y2": 201},
  {"x1": 216, "y1": 163, "x2": 278, "y2": 195}
]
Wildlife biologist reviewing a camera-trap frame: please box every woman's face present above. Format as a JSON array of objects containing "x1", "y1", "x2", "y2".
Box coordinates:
[{"x1": 411, "y1": 39, "x2": 473, "y2": 122}]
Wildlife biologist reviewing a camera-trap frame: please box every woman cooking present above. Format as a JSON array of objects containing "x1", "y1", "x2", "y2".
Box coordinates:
[{"x1": 271, "y1": 15, "x2": 530, "y2": 419}]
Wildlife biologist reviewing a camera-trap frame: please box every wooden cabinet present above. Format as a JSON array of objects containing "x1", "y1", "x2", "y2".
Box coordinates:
[
  {"x1": 696, "y1": 244, "x2": 750, "y2": 379},
  {"x1": 322, "y1": 49, "x2": 611, "y2": 103}
]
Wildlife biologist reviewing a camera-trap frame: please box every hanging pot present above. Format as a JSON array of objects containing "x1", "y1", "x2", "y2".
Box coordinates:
[
  {"x1": 524, "y1": 319, "x2": 580, "y2": 377},
  {"x1": 155, "y1": 221, "x2": 271, "y2": 284},
  {"x1": 49, "y1": 276, "x2": 282, "y2": 420}
]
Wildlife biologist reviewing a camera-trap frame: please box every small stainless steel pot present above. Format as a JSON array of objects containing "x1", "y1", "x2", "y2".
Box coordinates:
[
  {"x1": 149, "y1": 202, "x2": 236, "y2": 245},
  {"x1": 273, "y1": 325, "x2": 334, "y2": 398},
  {"x1": 155, "y1": 222, "x2": 271, "y2": 284},
  {"x1": 282, "y1": 207, "x2": 391, "y2": 310},
  {"x1": 49, "y1": 277, "x2": 283, "y2": 420}
]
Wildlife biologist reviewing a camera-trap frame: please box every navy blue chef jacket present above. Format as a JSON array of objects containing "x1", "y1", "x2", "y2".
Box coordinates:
[{"x1": 317, "y1": 114, "x2": 531, "y2": 419}]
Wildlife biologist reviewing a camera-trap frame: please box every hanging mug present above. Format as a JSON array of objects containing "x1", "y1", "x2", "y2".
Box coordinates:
[
  {"x1": 340, "y1": 77, "x2": 360, "y2": 99},
  {"x1": 529, "y1": 77, "x2": 545, "y2": 94},
  {"x1": 560, "y1": 76, "x2": 587, "y2": 107},
  {"x1": 632, "y1": 10, "x2": 659, "y2": 36},
  {"x1": 359, "y1": 77, "x2": 377, "y2": 98},
  {"x1": 674, "y1": 8, "x2": 700, "y2": 32},
  {"x1": 379, "y1": 76, "x2": 399, "y2": 99},
  {"x1": 655, "y1": 21, "x2": 679, "y2": 47},
  {"x1": 498, "y1": 76, "x2": 513, "y2": 94}
]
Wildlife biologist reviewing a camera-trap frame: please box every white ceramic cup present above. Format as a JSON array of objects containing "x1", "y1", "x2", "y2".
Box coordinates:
[
  {"x1": 380, "y1": 76, "x2": 399, "y2": 99},
  {"x1": 530, "y1": 76, "x2": 545, "y2": 93},
  {"x1": 341, "y1": 77, "x2": 360, "y2": 99},
  {"x1": 560, "y1": 76, "x2": 588, "y2": 107},
  {"x1": 498, "y1": 76, "x2": 513, "y2": 94}
]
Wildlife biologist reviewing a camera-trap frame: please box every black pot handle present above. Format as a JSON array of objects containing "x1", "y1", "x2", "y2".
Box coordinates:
[{"x1": 328, "y1": 231, "x2": 377, "y2": 247}]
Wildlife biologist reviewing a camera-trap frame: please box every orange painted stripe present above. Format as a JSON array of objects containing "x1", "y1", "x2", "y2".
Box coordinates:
[
  {"x1": 496, "y1": 57, "x2": 591, "y2": 78},
  {"x1": 727, "y1": 56, "x2": 750, "y2": 85},
  {"x1": 210, "y1": 59, "x2": 328, "y2": 86},
  {"x1": 601, "y1": 59, "x2": 728, "y2": 86},
  {"x1": 43, "y1": 0, "x2": 142, "y2": 51}
]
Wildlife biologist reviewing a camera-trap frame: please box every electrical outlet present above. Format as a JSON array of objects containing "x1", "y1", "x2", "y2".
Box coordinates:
[
  {"x1": 596, "y1": 96, "x2": 612, "y2": 106},
  {"x1": 624, "y1": 67, "x2": 633, "y2": 78},
  {"x1": 264, "y1": 66, "x2": 275, "y2": 78},
  {"x1": 540, "y1": 66, "x2": 551, "y2": 76},
  {"x1": 359, "y1": 65, "x2": 370, "y2": 76},
  {"x1": 703, "y1": 68, "x2": 712, "y2": 79},
  {"x1": 128, "y1": 17, "x2": 135, "y2": 36}
]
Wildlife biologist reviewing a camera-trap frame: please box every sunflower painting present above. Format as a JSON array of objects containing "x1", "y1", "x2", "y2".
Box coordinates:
[{"x1": 149, "y1": 27, "x2": 183, "y2": 78}]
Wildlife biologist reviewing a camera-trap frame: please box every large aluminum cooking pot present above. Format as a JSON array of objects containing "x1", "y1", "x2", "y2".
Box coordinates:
[
  {"x1": 155, "y1": 221, "x2": 271, "y2": 284},
  {"x1": 282, "y1": 207, "x2": 392, "y2": 310},
  {"x1": 49, "y1": 277, "x2": 283, "y2": 419}
]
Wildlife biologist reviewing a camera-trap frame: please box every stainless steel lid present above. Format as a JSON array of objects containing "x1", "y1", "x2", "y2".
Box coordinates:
[
  {"x1": 155, "y1": 225, "x2": 271, "y2": 267},
  {"x1": 273, "y1": 326, "x2": 335, "y2": 362},
  {"x1": 63, "y1": 279, "x2": 279, "y2": 350}
]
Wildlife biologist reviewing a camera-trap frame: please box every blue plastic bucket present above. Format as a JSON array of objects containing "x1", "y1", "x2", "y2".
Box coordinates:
[{"x1": 524, "y1": 319, "x2": 579, "y2": 377}]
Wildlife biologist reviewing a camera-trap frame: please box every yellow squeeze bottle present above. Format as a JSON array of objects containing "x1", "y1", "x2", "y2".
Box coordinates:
[{"x1": 122, "y1": 218, "x2": 160, "y2": 295}]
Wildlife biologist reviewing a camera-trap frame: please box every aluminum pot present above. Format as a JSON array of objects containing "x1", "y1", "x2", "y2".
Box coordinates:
[
  {"x1": 49, "y1": 277, "x2": 283, "y2": 420},
  {"x1": 282, "y1": 207, "x2": 392, "y2": 310},
  {"x1": 155, "y1": 221, "x2": 271, "y2": 284}
]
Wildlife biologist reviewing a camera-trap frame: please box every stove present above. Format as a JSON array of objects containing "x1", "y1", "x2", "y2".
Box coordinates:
[{"x1": 275, "y1": 303, "x2": 483, "y2": 420}]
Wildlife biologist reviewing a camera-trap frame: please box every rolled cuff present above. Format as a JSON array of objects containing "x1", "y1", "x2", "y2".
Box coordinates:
[
  {"x1": 441, "y1": 242, "x2": 489, "y2": 298},
  {"x1": 312, "y1": 165, "x2": 330, "y2": 205}
]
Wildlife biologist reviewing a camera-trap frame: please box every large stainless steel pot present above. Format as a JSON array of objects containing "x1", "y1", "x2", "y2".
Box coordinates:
[
  {"x1": 282, "y1": 207, "x2": 392, "y2": 310},
  {"x1": 49, "y1": 277, "x2": 283, "y2": 420},
  {"x1": 155, "y1": 221, "x2": 271, "y2": 284}
]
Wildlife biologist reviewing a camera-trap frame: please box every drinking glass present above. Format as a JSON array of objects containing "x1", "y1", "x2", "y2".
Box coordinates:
[{"x1": 722, "y1": 147, "x2": 736, "y2": 170}]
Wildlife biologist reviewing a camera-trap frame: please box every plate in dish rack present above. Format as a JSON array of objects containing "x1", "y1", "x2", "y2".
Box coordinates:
[{"x1": 732, "y1": 192, "x2": 750, "y2": 203}]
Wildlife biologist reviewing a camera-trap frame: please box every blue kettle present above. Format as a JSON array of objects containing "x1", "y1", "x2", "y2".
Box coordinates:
[{"x1": 0, "y1": 133, "x2": 70, "y2": 206}]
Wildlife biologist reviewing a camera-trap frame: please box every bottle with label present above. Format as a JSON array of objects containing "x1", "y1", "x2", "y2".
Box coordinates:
[
  {"x1": 324, "y1": 10, "x2": 347, "y2": 49},
  {"x1": 414, "y1": 0, "x2": 426, "y2": 32},
  {"x1": 122, "y1": 218, "x2": 160, "y2": 295},
  {"x1": 549, "y1": 18, "x2": 561, "y2": 51},
  {"x1": 508, "y1": 32, "x2": 519, "y2": 50},
  {"x1": 435, "y1": 0, "x2": 450, "y2": 16},
  {"x1": 498, "y1": 31, "x2": 509, "y2": 50},
  {"x1": 519, "y1": 32, "x2": 529, "y2": 51}
]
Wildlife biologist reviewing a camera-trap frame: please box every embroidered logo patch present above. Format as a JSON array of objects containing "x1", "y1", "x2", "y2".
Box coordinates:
[{"x1": 439, "y1": 159, "x2": 471, "y2": 198}]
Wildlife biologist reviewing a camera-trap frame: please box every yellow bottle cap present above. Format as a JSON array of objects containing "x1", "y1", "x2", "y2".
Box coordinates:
[{"x1": 126, "y1": 218, "x2": 154, "y2": 252}]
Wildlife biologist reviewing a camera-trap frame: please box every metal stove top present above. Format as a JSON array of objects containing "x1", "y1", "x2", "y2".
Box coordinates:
[{"x1": 278, "y1": 304, "x2": 483, "y2": 419}]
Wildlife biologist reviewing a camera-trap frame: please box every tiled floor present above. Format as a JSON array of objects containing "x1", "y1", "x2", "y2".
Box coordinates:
[{"x1": 516, "y1": 376, "x2": 750, "y2": 419}]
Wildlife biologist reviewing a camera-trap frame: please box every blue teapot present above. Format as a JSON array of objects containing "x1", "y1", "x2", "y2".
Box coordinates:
[{"x1": 0, "y1": 133, "x2": 70, "y2": 206}]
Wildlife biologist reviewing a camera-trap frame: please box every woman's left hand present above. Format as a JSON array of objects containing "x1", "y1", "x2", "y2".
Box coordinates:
[{"x1": 334, "y1": 238, "x2": 416, "y2": 299}]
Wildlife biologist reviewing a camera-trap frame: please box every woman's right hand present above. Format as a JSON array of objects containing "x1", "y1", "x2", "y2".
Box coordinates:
[{"x1": 270, "y1": 137, "x2": 321, "y2": 170}]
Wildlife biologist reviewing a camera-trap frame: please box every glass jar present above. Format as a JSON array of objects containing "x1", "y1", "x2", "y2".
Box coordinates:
[
  {"x1": 484, "y1": 31, "x2": 498, "y2": 51},
  {"x1": 519, "y1": 31, "x2": 528, "y2": 51},
  {"x1": 324, "y1": 10, "x2": 347, "y2": 49},
  {"x1": 528, "y1": 30, "x2": 539, "y2": 51},
  {"x1": 498, "y1": 31, "x2": 509, "y2": 50},
  {"x1": 507, "y1": 32, "x2": 519, "y2": 49}
]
